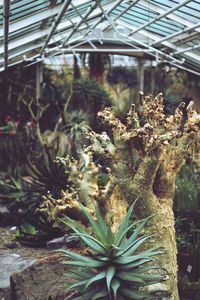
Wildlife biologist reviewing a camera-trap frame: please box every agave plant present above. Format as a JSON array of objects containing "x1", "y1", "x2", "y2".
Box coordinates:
[
  {"x1": 25, "y1": 148, "x2": 68, "y2": 199},
  {"x1": 61, "y1": 203, "x2": 166, "y2": 300},
  {"x1": 71, "y1": 77, "x2": 111, "y2": 129},
  {"x1": 0, "y1": 174, "x2": 38, "y2": 210}
]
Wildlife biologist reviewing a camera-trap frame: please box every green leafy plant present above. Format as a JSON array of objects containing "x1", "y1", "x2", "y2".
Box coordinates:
[
  {"x1": 0, "y1": 132, "x2": 33, "y2": 173},
  {"x1": 174, "y1": 164, "x2": 199, "y2": 212},
  {"x1": 0, "y1": 174, "x2": 38, "y2": 210},
  {"x1": 0, "y1": 148, "x2": 68, "y2": 245},
  {"x1": 25, "y1": 148, "x2": 68, "y2": 199},
  {"x1": 62, "y1": 110, "x2": 91, "y2": 157},
  {"x1": 71, "y1": 77, "x2": 111, "y2": 128},
  {"x1": 61, "y1": 203, "x2": 166, "y2": 300},
  {"x1": 14, "y1": 216, "x2": 62, "y2": 247}
]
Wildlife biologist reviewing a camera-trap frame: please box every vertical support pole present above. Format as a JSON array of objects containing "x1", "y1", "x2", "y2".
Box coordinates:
[
  {"x1": 137, "y1": 58, "x2": 145, "y2": 92},
  {"x1": 36, "y1": 62, "x2": 43, "y2": 101},
  {"x1": 3, "y1": 0, "x2": 10, "y2": 70},
  {"x1": 150, "y1": 64, "x2": 156, "y2": 96}
]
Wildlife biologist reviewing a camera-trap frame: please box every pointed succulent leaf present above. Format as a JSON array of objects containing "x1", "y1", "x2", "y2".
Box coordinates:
[
  {"x1": 121, "y1": 219, "x2": 149, "y2": 249},
  {"x1": 133, "y1": 273, "x2": 165, "y2": 281},
  {"x1": 64, "y1": 268, "x2": 93, "y2": 279},
  {"x1": 107, "y1": 220, "x2": 114, "y2": 245},
  {"x1": 66, "y1": 279, "x2": 88, "y2": 292},
  {"x1": 91, "y1": 288, "x2": 108, "y2": 300},
  {"x1": 116, "y1": 247, "x2": 163, "y2": 264},
  {"x1": 72, "y1": 288, "x2": 101, "y2": 300},
  {"x1": 61, "y1": 216, "x2": 86, "y2": 234},
  {"x1": 130, "y1": 265, "x2": 163, "y2": 274},
  {"x1": 64, "y1": 273, "x2": 86, "y2": 281},
  {"x1": 85, "y1": 270, "x2": 106, "y2": 289},
  {"x1": 115, "y1": 202, "x2": 136, "y2": 245},
  {"x1": 117, "y1": 235, "x2": 150, "y2": 257},
  {"x1": 93, "y1": 203, "x2": 108, "y2": 241},
  {"x1": 61, "y1": 249, "x2": 97, "y2": 263},
  {"x1": 117, "y1": 272, "x2": 146, "y2": 284},
  {"x1": 120, "y1": 287, "x2": 147, "y2": 299},
  {"x1": 111, "y1": 278, "x2": 121, "y2": 300},
  {"x1": 113, "y1": 221, "x2": 141, "y2": 247},
  {"x1": 118, "y1": 258, "x2": 154, "y2": 270},
  {"x1": 79, "y1": 204, "x2": 106, "y2": 242},
  {"x1": 73, "y1": 233, "x2": 106, "y2": 253},
  {"x1": 106, "y1": 265, "x2": 116, "y2": 293},
  {"x1": 63, "y1": 259, "x2": 104, "y2": 268}
]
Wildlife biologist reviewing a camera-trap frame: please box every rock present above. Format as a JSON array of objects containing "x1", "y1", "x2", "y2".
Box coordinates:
[
  {"x1": 64, "y1": 235, "x2": 81, "y2": 248},
  {"x1": 0, "y1": 204, "x2": 9, "y2": 214},
  {"x1": 10, "y1": 253, "x2": 70, "y2": 300},
  {"x1": 0, "y1": 199, "x2": 21, "y2": 226},
  {"x1": 10, "y1": 226, "x2": 17, "y2": 232},
  {"x1": 47, "y1": 236, "x2": 65, "y2": 250},
  {"x1": 0, "y1": 286, "x2": 10, "y2": 300},
  {"x1": 0, "y1": 254, "x2": 36, "y2": 289},
  {"x1": 0, "y1": 204, "x2": 11, "y2": 226},
  {"x1": 47, "y1": 235, "x2": 81, "y2": 250},
  {"x1": 4, "y1": 242, "x2": 19, "y2": 249}
]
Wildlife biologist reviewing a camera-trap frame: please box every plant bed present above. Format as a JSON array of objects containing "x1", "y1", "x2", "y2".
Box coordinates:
[{"x1": 179, "y1": 276, "x2": 200, "y2": 300}]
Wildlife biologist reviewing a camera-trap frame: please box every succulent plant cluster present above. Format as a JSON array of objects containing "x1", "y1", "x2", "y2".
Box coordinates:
[{"x1": 61, "y1": 203, "x2": 165, "y2": 300}]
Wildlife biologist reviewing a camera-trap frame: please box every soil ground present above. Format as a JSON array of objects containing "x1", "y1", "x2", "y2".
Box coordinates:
[
  {"x1": 0, "y1": 226, "x2": 48, "y2": 257},
  {"x1": 0, "y1": 227, "x2": 48, "y2": 300}
]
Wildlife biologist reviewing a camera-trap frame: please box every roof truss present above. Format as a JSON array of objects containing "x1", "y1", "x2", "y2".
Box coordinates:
[{"x1": 0, "y1": 0, "x2": 199, "y2": 75}]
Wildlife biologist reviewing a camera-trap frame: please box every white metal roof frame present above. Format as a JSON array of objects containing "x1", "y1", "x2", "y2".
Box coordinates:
[{"x1": 0, "y1": 0, "x2": 200, "y2": 75}]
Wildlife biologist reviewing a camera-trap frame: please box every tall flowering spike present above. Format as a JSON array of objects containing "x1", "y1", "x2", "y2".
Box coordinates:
[
  {"x1": 186, "y1": 101, "x2": 196, "y2": 118},
  {"x1": 142, "y1": 94, "x2": 164, "y2": 128},
  {"x1": 126, "y1": 103, "x2": 140, "y2": 129},
  {"x1": 174, "y1": 102, "x2": 185, "y2": 129},
  {"x1": 183, "y1": 101, "x2": 200, "y2": 133},
  {"x1": 98, "y1": 107, "x2": 126, "y2": 134}
]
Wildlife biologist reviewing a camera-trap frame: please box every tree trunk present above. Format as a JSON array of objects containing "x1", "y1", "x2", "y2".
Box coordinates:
[
  {"x1": 109, "y1": 185, "x2": 128, "y2": 232},
  {"x1": 147, "y1": 195, "x2": 179, "y2": 299},
  {"x1": 114, "y1": 158, "x2": 180, "y2": 299}
]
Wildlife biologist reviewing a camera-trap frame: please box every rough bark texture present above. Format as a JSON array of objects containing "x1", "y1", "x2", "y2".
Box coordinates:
[{"x1": 41, "y1": 94, "x2": 200, "y2": 300}]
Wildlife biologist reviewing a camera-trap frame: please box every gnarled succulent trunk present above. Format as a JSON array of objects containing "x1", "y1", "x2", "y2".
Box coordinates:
[
  {"x1": 41, "y1": 93, "x2": 200, "y2": 300},
  {"x1": 110, "y1": 151, "x2": 180, "y2": 299}
]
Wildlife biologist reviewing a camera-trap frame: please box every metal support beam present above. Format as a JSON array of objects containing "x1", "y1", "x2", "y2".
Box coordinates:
[
  {"x1": 174, "y1": 44, "x2": 200, "y2": 55},
  {"x1": 70, "y1": 2, "x2": 102, "y2": 44},
  {"x1": 62, "y1": 1, "x2": 98, "y2": 46},
  {"x1": 112, "y1": 0, "x2": 140, "y2": 21},
  {"x1": 36, "y1": 62, "x2": 43, "y2": 101},
  {"x1": 3, "y1": 0, "x2": 10, "y2": 69},
  {"x1": 96, "y1": 1, "x2": 183, "y2": 66},
  {"x1": 84, "y1": 0, "x2": 124, "y2": 34},
  {"x1": 98, "y1": 0, "x2": 140, "y2": 35},
  {"x1": 0, "y1": 1, "x2": 116, "y2": 56},
  {"x1": 116, "y1": 19, "x2": 200, "y2": 64},
  {"x1": 137, "y1": 58, "x2": 145, "y2": 92},
  {"x1": 139, "y1": 0, "x2": 200, "y2": 34},
  {"x1": 128, "y1": 0, "x2": 191, "y2": 36},
  {"x1": 94, "y1": 1, "x2": 142, "y2": 52},
  {"x1": 95, "y1": 5, "x2": 184, "y2": 65},
  {"x1": 40, "y1": 0, "x2": 72, "y2": 56},
  {"x1": 0, "y1": 4, "x2": 63, "y2": 38},
  {"x1": 151, "y1": 22, "x2": 200, "y2": 46},
  {"x1": 47, "y1": 47, "x2": 153, "y2": 54},
  {"x1": 0, "y1": 0, "x2": 92, "y2": 38}
]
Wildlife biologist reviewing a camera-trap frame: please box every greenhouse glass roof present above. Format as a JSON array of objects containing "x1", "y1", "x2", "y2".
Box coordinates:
[{"x1": 0, "y1": 0, "x2": 200, "y2": 74}]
